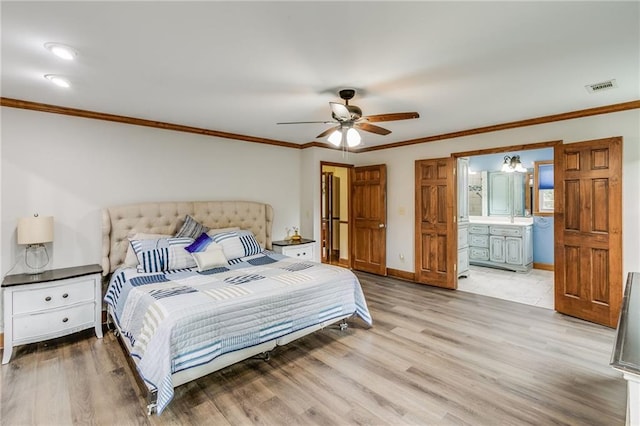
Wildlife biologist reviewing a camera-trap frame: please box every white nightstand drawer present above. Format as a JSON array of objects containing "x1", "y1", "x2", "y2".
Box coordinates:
[
  {"x1": 13, "y1": 302, "x2": 96, "y2": 341},
  {"x1": 283, "y1": 245, "x2": 314, "y2": 260},
  {"x1": 13, "y1": 278, "x2": 96, "y2": 315}
]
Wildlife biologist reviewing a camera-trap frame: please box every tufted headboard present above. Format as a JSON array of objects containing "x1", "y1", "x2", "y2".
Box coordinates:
[{"x1": 101, "y1": 200, "x2": 273, "y2": 276}]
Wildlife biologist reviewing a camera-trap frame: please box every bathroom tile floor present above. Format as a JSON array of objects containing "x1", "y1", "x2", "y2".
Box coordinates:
[{"x1": 457, "y1": 265, "x2": 554, "y2": 309}]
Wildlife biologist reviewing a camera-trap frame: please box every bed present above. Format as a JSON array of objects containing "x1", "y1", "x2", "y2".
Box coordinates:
[{"x1": 101, "y1": 201, "x2": 372, "y2": 415}]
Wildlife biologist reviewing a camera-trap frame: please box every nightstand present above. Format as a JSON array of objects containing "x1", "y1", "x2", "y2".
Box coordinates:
[
  {"x1": 272, "y1": 239, "x2": 316, "y2": 261},
  {"x1": 2, "y1": 264, "x2": 103, "y2": 364}
]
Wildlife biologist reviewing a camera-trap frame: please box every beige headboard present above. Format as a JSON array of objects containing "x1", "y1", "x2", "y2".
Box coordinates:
[{"x1": 101, "y1": 200, "x2": 273, "y2": 276}]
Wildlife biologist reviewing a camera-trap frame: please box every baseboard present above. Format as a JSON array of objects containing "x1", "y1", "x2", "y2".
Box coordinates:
[
  {"x1": 0, "y1": 332, "x2": 3, "y2": 349},
  {"x1": 338, "y1": 258, "x2": 349, "y2": 267},
  {"x1": 387, "y1": 268, "x2": 416, "y2": 282},
  {"x1": 533, "y1": 262, "x2": 554, "y2": 271}
]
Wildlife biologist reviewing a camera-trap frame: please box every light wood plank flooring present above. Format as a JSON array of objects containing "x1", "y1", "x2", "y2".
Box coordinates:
[{"x1": 1, "y1": 272, "x2": 626, "y2": 425}]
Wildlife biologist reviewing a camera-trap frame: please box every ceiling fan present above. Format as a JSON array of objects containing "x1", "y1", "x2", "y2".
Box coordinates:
[{"x1": 277, "y1": 89, "x2": 420, "y2": 147}]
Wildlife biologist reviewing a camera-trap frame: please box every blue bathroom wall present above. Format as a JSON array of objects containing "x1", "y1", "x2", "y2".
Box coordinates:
[{"x1": 533, "y1": 216, "x2": 554, "y2": 264}]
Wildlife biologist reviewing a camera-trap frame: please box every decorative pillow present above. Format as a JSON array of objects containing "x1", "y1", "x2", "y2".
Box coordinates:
[
  {"x1": 130, "y1": 237, "x2": 196, "y2": 273},
  {"x1": 210, "y1": 230, "x2": 262, "y2": 261},
  {"x1": 191, "y1": 243, "x2": 228, "y2": 272},
  {"x1": 185, "y1": 232, "x2": 213, "y2": 253},
  {"x1": 206, "y1": 226, "x2": 240, "y2": 237},
  {"x1": 175, "y1": 215, "x2": 209, "y2": 239},
  {"x1": 123, "y1": 232, "x2": 172, "y2": 268}
]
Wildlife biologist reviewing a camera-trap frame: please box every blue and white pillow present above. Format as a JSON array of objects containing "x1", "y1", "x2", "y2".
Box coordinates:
[
  {"x1": 130, "y1": 237, "x2": 196, "y2": 273},
  {"x1": 175, "y1": 215, "x2": 209, "y2": 239},
  {"x1": 209, "y1": 230, "x2": 262, "y2": 261}
]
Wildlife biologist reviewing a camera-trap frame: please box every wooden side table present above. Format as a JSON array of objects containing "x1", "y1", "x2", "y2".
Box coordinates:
[{"x1": 2, "y1": 264, "x2": 103, "y2": 364}]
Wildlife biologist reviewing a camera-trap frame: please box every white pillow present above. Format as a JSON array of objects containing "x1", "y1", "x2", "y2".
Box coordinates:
[
  {"x1": 191, "y1": 243, "x2": 228, "y2": 272},
  {"x1": 123, "y1": 232, "x2": 172, "y2": 268},
  {"x1": 209, "y1": 230, "x2": 262, "y2": 261}
]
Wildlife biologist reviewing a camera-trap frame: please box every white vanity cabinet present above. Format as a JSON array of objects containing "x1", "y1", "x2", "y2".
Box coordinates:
[
  {"x1": 457, "y1": 157, "x2": 470, "y2": 278},
  {"x1": 469, "y1": 223, "x2": 532, "y2": 272}
]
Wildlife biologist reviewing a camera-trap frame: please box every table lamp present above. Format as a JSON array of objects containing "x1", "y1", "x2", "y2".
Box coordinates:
[{"x1": 17, "y1": 214, "x2": 54, "y2": 274}]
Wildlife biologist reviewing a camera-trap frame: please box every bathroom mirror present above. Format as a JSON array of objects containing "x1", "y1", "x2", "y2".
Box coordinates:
[{"x1": 468, "y1": 171, "x2": 529, "y2": 217}]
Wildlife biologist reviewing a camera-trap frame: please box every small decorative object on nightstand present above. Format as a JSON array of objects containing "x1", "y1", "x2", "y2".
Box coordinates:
[
  {"x1": 290, "y1": 227, "x2": 302, "y2": 242},
  {"x1": 272, "y1": 238, "x2": 315, "y2": 261},
  {"x1": 1, "y1": 264, "x2": 103, "y2": 364}
]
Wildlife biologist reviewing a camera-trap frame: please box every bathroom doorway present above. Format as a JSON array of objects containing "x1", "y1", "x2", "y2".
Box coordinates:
[
  {"x1": 455, "y1": 143, "x2": 557, "y2": 309},
  {"x1": 320, "y1": 162, "x2": 352, "y2": 267}
]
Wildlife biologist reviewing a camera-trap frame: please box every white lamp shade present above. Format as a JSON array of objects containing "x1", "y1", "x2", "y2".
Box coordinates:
[
  {"x1": 346, "y1": 128, "x2": 361, "y2": 147},
  {"x1": 17, "y1": 216, "x2": 54, "y2": 244},
  {"x1": 328, "y1": 129, "x2": 342, "y2": 146}
]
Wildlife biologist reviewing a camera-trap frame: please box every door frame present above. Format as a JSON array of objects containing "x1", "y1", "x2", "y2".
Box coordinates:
[
  {"x1": 451, "y1": 140, "x2": 563, "y2": 288},
  {"x1": 320, "y1": 161, "x2": 354, "y2": 268}
]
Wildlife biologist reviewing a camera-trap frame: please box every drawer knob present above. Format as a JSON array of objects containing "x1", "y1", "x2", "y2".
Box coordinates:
[
  {"x1": 62, "y1": 317, "x2": 69, "y2": 323},
  {"x1": 62, "y1": 293, "x2": 69, "y2": 299},
  {"x1": 302, "y1": 252, "x2": 306, "y2": 255},
  {"x1": 45, "y1": 296, "x2": 52, "y2": 302},
  {"x1": 297, "y1": 253, "x2": 300, "y2": 256}
]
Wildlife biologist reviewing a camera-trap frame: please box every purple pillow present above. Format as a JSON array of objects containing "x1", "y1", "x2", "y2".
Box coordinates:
[{"x1": 185, "y1": 232, "x2": 213, "y2": 253}]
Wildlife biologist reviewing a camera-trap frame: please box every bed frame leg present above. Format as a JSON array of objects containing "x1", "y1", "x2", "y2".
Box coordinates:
[
  {"x1": 253, "y1": 351, "x2": 271, "y2": 361},
  {"x1": 147, "y1": 391, "x2": 158, "y2": 416},
  {"x1": 339, "y1": 319, "x2": 348, "y2": 331}
]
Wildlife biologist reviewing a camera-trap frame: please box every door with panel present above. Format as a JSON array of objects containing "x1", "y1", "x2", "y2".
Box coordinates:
[
  {"x1": 555, "y1": 137, "x2": 622, "y2": 327},
  {"x1": 415, "y1": 157, "x2": 456, "y2": 289},
  {"x1": 351, "y1": 164, "x2": 387, "y2": 275}
]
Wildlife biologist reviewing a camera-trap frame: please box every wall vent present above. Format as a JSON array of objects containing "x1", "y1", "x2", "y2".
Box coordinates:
[{"x1": 585, "y1": 79, "x2": 618, "y2": 93}]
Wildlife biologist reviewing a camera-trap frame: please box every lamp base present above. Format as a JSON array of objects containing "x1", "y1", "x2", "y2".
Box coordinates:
[{"x1": 25, "y1": 244, "x2": 49, "y2": 275}]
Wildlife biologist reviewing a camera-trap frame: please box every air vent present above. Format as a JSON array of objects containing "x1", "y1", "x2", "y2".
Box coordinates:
[{"x1": 585, "y1": 79, "x2": 618, "y2": 93}]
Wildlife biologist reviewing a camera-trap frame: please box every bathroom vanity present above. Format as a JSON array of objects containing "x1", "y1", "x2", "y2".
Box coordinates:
[{"x1": 468, "y1": 217, "x2": 533, "y2": 272}]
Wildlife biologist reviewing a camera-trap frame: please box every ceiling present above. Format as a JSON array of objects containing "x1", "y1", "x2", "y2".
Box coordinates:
[{"x1": 2, "y1": 1, "x2": 638, "y2": 149}]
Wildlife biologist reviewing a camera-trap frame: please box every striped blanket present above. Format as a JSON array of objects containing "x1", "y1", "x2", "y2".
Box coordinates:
[{"x1": 104, "y1": 251, "x2": 372, "y2": 414}]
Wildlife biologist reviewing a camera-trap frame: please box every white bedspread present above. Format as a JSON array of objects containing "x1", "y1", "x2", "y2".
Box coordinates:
[{"x1": 104, "y1": 251, "x2": 372, "y2": 413}]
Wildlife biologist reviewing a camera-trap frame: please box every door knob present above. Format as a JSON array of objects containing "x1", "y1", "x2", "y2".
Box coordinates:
[{"x1": 379, "y1": 223, "x2": 386, "y2": 228}]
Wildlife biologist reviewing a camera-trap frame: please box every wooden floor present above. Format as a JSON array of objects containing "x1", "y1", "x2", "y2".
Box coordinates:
[{"x1": 1, "y1": 272, "x2": 627, "y2": 425}]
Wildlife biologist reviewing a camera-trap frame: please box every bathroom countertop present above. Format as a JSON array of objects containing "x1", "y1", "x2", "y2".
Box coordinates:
[{"x1": 469, "y1": 216, "x2": 533, "y2": 226}]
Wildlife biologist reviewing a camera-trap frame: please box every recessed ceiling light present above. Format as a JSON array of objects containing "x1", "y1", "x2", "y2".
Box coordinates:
[
  {"x1": 44, "y1": 74, "x2": 71, "y2": 88},
  {"x1": 44, "y1": 42, "x2": 77, "y2": 60}
]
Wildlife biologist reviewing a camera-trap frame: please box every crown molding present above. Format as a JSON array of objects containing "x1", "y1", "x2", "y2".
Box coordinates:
[{"x1": 2, "y1": 97, "x2": 638, "y2": 152}]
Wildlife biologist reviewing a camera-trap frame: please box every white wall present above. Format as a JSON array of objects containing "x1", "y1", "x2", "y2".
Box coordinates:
[
  {"x1": 1, "y1": 107, "x2": 302, "y2": 279},
  {"x1": 2, "y1": 106, "x2": 639, "y2": 335},
  {"x1": 305, "y1": 109, "x2": 640, "y2": 279}
]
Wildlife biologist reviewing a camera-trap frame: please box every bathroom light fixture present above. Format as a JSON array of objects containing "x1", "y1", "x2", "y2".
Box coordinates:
[
  {"x1": 44, "y1": 42, "x2": 77, "y2": 60},
  {"x1": 44, "y1": 74, "x2": 71, "y2": 88},
  {"x1": 501, "y1": 155, "x2": 527, "y2": 173}
]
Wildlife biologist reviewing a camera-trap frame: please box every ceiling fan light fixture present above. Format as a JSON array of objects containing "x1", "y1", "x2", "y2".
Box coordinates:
[
  {"x1": 328, "y1": 129, "x2": 342, "y2": 146},
  {"x1": 346, "y1": 128, "x2": 361, "y2": 147}
]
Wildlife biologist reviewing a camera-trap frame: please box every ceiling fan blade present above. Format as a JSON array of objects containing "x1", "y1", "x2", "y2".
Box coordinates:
[
  {"x1": 329, "y1": 102, "x2": 351, "y2": 121},
  {"x1": 277, "y1": 120, "x2": 335, "y2": 125},
  {"x1": 316, "y1": 125, "x2": 341, "y2": 139},
  {"x1": 355, "y1": 122, "x2": 391, "y2": 136},
  {"x1": 361, "y1": 112, "x2": 420, "y2": 123}
]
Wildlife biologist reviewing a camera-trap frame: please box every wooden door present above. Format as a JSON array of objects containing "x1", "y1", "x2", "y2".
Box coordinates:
[
  {"x1": 555, "y1": 137, "x2": 622, "y2": 327},
  {"x1": 351, "y1": 164, "x2": 387, "y2": 275},
  {"x1": 415, "y1": 157, "x2": 456, "y2": 288}
]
